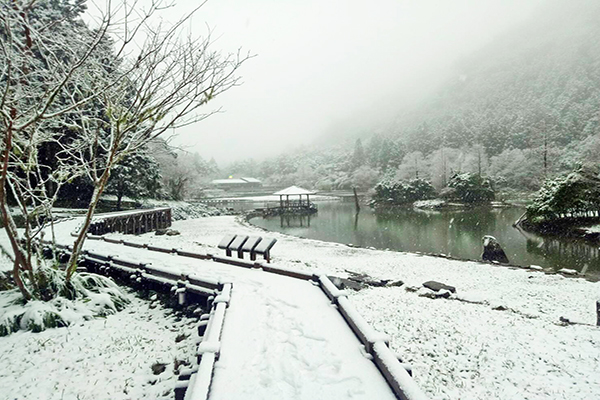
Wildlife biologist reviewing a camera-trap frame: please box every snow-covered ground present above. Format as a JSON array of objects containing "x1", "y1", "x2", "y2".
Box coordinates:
[
  {"x1": 2, "y1": 214, "x2": 599, "y2": 399},
  {"x1": 49, "y1": 218, "x2": 399, "y2": 399},
  {"x1": 0, "y1": 287, "x2": 199, "y2": 400},
  {"x1": 98, "y1": 215, "x2": 600, "y2": 400}
]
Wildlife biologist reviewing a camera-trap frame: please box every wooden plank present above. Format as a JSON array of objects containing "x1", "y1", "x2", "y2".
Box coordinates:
[
  {"x1": 176, "y1": 250, "x2": 211, "y2": 260},
  {"x1": 228, "y1": 235, "x2": 249, "y2": 259},
  {"x1": 147, "y1": 245, "x2": 173, "y2": 254},
  {"x1": 212, "y1": 256, "x2": 254, "y2": 269},
  {"x1": 372, "y1": 342, "x2": 429, "y2": 400},
  {"x1": 228, "y1": 235, "x2": 249, "y2": 252},
  {"x1": 217, "y1": 234, "x2": 236, "y2": 250},
  {"x1": 254, "y1": 238, "x2": 277, "y2": 254},
  {"x1": 241, "y1": 236, "x2": 262, "y2": 252}
]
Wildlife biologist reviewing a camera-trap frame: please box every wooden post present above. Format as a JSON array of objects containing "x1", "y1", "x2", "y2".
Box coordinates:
[{"x1": 353, "y1": 187, "x2": 360, "y2": 212}]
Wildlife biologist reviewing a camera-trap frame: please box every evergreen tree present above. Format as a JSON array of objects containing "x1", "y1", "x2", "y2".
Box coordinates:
[
  {"x1": 351, "y1": 138, "x2": 366, "y2": 170},
  {"x1": 105, "y1": 150, "x2": 162, "y2": 209}
]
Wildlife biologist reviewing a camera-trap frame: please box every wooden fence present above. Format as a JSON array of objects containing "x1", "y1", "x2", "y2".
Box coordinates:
[{"x1": 87, "y1": 208, "x2": 171, "y2": 235}]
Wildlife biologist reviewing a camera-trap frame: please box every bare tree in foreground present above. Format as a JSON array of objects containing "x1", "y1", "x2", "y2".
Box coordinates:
[{"x1": 1, "y1": 0, "x2": 249, "y2": 299}]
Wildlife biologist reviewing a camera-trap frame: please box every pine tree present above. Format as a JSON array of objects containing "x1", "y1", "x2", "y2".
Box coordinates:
[{"x1": 351, "y1": 139, "x2": 366, "y2": 170}]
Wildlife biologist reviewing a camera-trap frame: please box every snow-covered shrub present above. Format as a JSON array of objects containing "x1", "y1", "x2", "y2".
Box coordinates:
[
  {"x1": 140, "y1": 200, "x2": 221, "y2": 220},
  {"x1": 444, "y1": 172, "x2": 495, "y2": 203},
  {"x1": 0, "y1": 271, "x2": 11, "y2": 291},
  {"x1": 527, "y1": 166, "x2": 600, "y2": 223},
  {"x1": 372, "y1": 178, "x2": 436, "y2": 205},
  {"x1": 0, "y1": 266, "x2": 129, "y2": 336}
]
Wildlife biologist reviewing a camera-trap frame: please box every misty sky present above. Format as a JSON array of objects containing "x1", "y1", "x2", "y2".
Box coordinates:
[{"x1": 158, "y1": 0, "x2": 542, "y2": 165}]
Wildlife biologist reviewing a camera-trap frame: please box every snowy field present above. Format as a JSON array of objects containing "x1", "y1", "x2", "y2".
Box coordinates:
[
  {"x1": 0, "y1": 286, "x2": 199, "y2": 400},
  {"x1": 99, "y1": 215, "x2": 600, "y2": 400},
  {"x1": 1, "y1": 214, "x2": 600, "y2": 399}
]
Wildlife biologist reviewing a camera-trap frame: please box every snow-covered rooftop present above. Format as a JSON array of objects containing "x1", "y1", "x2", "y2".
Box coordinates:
[
  {"x1": 212, "y1": 177, "x2": 262, "y2": 185},
  {"x1": 212, "y1": 179, "x2": 247, "y2": 184},
  {"x1": 273, "y1": 185, "x2": 317, "y2": 196},
  {"x1": 241, "y1": 177, "x2": 261, "y2": 183}
]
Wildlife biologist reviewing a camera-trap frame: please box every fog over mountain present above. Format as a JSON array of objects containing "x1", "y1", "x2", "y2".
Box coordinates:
[
  {"x1": 389, "y1": 0, "x2": 600, "y2": 156},
  {"x1": 167, "y1": 0, "x2": 542, "y2": 164},
  {"x1": 218, "y1": 0, "x2": 600, "y2": 192}
]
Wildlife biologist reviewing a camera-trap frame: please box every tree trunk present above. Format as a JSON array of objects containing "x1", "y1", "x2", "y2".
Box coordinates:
[
  {"x1": 0, "y1": 121, "x2": 33, "y2": 300},
  {"x1": 353, "y1": 187, "x2": 360, "y2": 212},
  {"x1": 66, "y1": 170, "x2": 111, "y2": 281}
]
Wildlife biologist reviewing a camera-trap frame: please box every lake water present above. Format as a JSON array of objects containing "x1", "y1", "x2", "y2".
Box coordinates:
[{"x1": 250, "y1": 201, "x2": 600, "y2": 276}]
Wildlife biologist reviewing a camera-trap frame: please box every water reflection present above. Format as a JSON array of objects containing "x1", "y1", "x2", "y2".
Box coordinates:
[
  {"x1": 280, "y1": 214, "x2": 311, "y2": 228},
  {"x1": 251, "y1": 201, "x2": 600, "y2": 275}
]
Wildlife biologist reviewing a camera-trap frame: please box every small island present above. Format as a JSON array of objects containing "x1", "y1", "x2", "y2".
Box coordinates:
[
  {"x1": 517, "y1": 166, "x2": 600, "y2": 243},
  {"x1": 370, "y1": 172, "x2": 496, "y2": 211}
]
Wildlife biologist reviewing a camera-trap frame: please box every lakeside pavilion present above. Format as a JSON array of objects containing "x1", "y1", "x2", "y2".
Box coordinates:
[{"x1": 273, "y1": 186, "x2": 317, "y2": 213}]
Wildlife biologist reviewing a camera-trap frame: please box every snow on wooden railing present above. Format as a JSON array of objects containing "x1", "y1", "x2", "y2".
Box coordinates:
[
  {"x1": 42, "y1": 240, "x2": 227, "y2": 400},
  {"x1": 185, "y1": 283, "x2": 232, "y2": 400},
  {"x1": 104, "y1": 239, "x2": 427, "y2": 400},
  {"x1": 318, "y1": 274, "x2": 429, "y2": 400}
]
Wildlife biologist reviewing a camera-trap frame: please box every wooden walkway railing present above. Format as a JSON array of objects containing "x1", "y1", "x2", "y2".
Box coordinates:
[
  {"x1": 57, "y1": 229, "x2": 428, "y2": 400},
  {"x1": 49, "y1": 209, "x2": 429, "y2": 400},
  {"x1": 87, "y1": 208, "x2": 172, "y2": 235}
]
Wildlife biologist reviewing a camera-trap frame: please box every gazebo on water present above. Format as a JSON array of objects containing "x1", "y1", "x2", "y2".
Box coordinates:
[{"x1": 272, "y1": 186, "x2": 318, "y2": 214}]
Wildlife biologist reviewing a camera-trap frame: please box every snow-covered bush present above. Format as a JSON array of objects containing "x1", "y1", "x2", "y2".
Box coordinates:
[
  {"x1": 444, "y1": 172, "x2": 495, "y2": 203},
  {"x1": 140, "y1": 200, "x2": 221, "y2": 220},
  {"x1": 372, "y1": 178, "x2": 436, "y2": 205},
  {"x1": 0, "y1": 266, "x2": 129, "y2": 336},
  {"x1": 527, "y1": 166, "x2": 600, "y2": 223}
]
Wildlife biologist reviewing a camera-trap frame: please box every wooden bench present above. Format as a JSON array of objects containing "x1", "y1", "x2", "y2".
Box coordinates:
[
  {"x1": 218, "y1": 234, "x2": 277, "y2": 263},
  {"x1": 228, "y1": 235, "x2": 249, "y2": 258},
  {"x1": 252, "y1": 237, "x2": 277, "y2": 263},
  {"x1": 217, "y1": 234, "x2": 237, "y2": 257},
  {"x1": 242, "y1": 236, "x2": 263, "y2": 260}
]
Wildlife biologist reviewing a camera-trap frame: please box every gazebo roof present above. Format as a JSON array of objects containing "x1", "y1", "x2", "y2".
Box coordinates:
[{"x1": 273, "y1": 186, "x2": 317, "y2": 196}]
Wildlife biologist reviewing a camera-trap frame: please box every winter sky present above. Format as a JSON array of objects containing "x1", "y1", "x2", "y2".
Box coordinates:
[{"x1": 135, "y1": 0, "x2": 542, "y2": 164}]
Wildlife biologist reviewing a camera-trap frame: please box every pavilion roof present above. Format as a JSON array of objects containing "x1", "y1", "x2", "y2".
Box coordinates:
[{"x1": 273, "y1": 185, "x2": 317, "y2": 196}]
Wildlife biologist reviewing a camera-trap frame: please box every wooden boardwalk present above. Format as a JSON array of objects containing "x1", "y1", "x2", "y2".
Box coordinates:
[{"x1": 51, "y1": 215, "x2": 428, "y2": 400}]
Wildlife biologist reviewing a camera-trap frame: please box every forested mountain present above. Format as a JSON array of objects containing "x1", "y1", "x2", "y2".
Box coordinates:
[
  {"x1": 400, "y1": 0, "x2": 600, "y2": 156},
  {"x1": 228, "y1": 0, "x2": 600, "y2": 193}
]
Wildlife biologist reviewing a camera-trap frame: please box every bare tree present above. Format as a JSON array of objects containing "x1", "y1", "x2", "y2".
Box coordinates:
[
  {"x1": 0, "y1": 0, "x2": 117, "y2": 299},
  {"x1": 0, "y1": 0, "x2": 249, "y2": 298},
  {"x1": 63, "y1": 5, "x2": 249, "y2": 280}
]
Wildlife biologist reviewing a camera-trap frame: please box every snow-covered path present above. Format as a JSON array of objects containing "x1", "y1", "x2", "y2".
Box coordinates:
[{"x1": 50, "y1": 218, "x2": 398, "y2": 400}]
